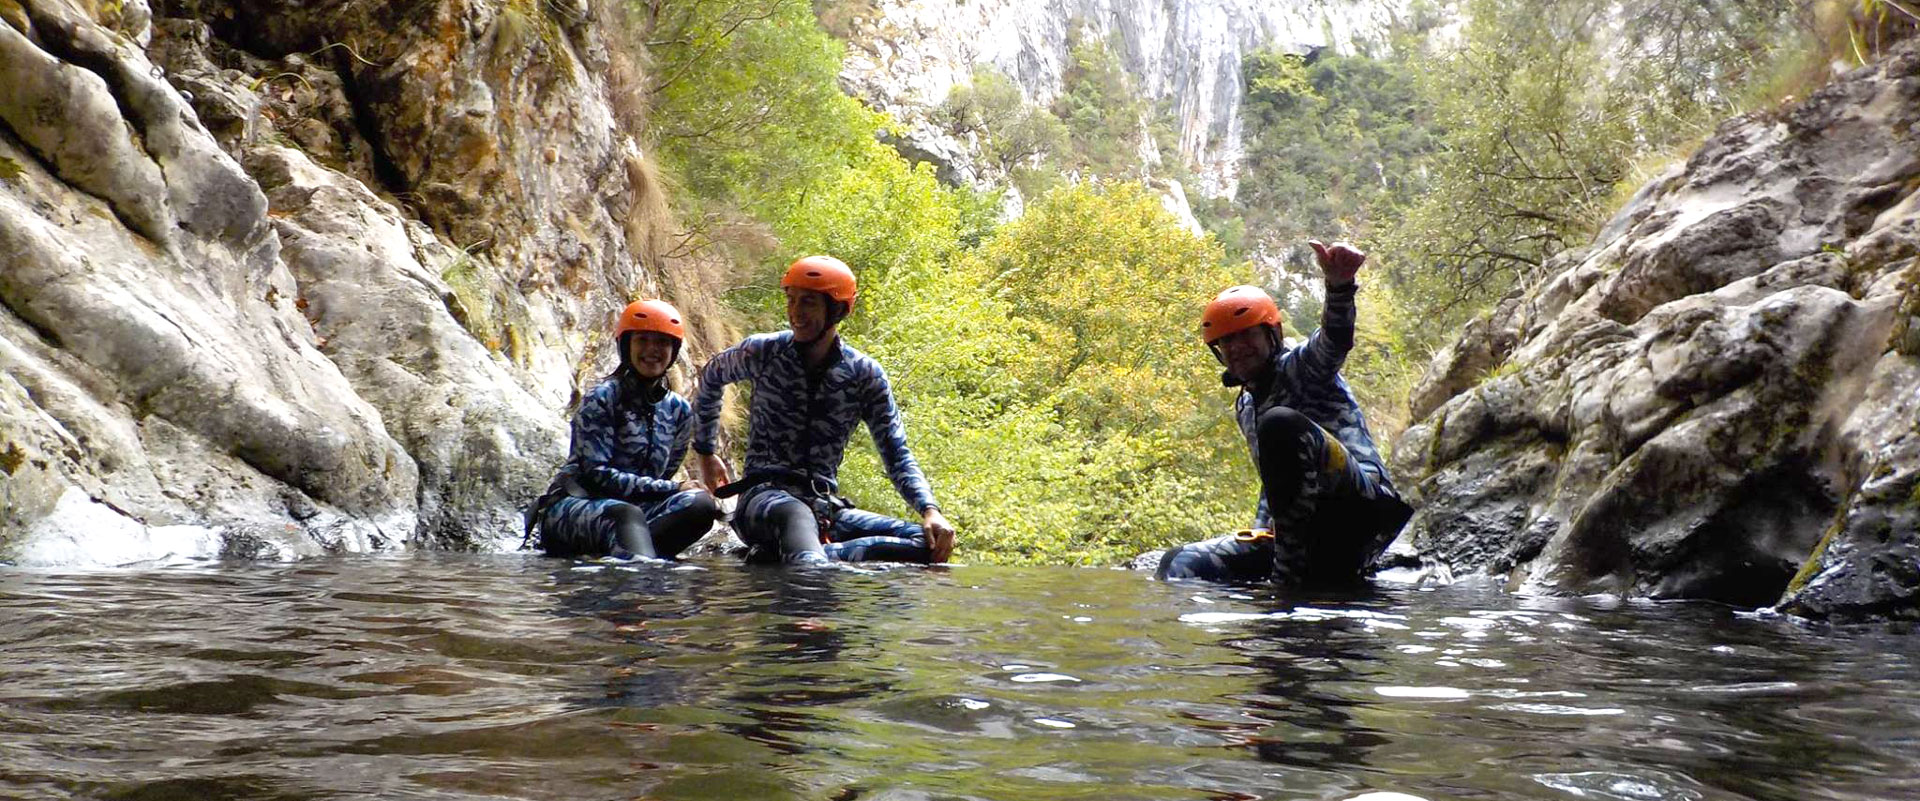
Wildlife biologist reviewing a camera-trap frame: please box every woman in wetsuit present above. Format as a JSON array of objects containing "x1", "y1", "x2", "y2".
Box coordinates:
[{"x1": 526, "y1": 299, "x2": 721, "y2": 559}]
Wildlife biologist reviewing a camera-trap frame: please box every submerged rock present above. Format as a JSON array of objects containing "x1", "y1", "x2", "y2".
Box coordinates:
[{"x1": 1392, "y1": 43, "x2": 1920, "y2": 621}]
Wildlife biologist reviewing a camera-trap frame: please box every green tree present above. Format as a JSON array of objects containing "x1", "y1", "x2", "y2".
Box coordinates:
[
  {"x1": 937, "y1": 67, "x2": 1069, "y2": 174},
  {"x1": 639, "y1": 0, "x2": 882, "y2": 218},
  {"x1": 1053, "y1": 34, "x2": 1155, "y2": 178},
  {"x1": 836, "y1": 182, "x2": 1259, "y2": 565}
]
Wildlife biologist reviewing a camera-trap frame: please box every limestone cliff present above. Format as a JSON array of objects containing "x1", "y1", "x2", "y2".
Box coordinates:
[
  {"x1": 0, "y1": 0, "x2": 731, "y2": 563},
  {"x1": 1390, "y1": 42, "x2": 1920, "y2": 621},
  {"x1": 837, "y1": 0, "x2": 1410, "y2": 199}
]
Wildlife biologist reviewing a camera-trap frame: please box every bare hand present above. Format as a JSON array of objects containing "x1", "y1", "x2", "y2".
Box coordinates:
[
  {"x1": 922, "y1": 508, "x2": 956, "y2": 563},
  {"x1": 697, "y1": 452, "x2": 732, "y2": 491},
  {"x1": 1309, "y1": 239, "x2": 1365, "y2": 286}
]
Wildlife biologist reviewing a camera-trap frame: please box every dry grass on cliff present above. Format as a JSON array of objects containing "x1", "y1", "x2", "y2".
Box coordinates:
[{"x1": 1596, "y1": 1, "x2": 1919, "y2": 227}]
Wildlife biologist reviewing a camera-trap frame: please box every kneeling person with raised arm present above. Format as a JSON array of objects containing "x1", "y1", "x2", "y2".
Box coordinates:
[
  {"x1": 694, "y1": 256, "x2": 957, "y2": 566},
  {"x1": 1158, "y1": 241, "x2": 1413, "y2": 586},
  {"x1": 524, "y1": 299, "x2": 721, "y2": 559}
]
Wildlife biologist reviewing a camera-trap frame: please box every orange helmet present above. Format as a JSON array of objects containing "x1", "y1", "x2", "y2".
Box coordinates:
[
  {"x1": 614, "y1": 298, "x2": 685, "y2": 341},
  {"x1": 1201, "y1": 285, "x2": 1282, "y2": 344},
  {"x1": 781, "y1": 255, "x2": 858, "y2": 304}
]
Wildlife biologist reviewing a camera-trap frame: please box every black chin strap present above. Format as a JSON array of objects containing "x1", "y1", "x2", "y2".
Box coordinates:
[{"x1": 795, "y1": 301, "x2": 849, "y2": 345}]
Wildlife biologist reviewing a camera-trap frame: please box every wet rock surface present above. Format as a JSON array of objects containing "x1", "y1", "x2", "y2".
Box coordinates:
[
  {"x1": 1392, "y1": 43, "x2": 1920, "y2": 621},
  {"x1": 0, "y1": 0, "x2": 725, "y2": 560}
]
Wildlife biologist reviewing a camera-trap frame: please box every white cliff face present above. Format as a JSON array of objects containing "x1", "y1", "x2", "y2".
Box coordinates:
[{"x1": 841, "y1": 0, "x2": 1411, "y2": 198}]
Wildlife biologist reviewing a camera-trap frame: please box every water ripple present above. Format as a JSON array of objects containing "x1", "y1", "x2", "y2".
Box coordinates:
[{"x1": 1, "y1": 556, "x2": 1917, "y2": 800}]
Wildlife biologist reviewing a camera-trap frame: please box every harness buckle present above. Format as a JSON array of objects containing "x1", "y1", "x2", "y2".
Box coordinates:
[{"x1": 1233, "y1": 528, "x2": 1275, "y2": 543}]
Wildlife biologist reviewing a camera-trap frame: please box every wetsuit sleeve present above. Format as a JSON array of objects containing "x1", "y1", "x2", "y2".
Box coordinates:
[
  {"x1": 662, "y1": 397, "x2": 694, "y2": 481},
  {"x1": 1294, "y1": 281, "x2": 1358, "y2": 386},
  {"x1": 1240, "y1": 396, "x2": 1272, "y2": 530},
  {"x1": 572, "y1": 390, "x2": 678, "y2": 498},
  {"x1": 861, "y1": 364, "x2": 938, "y2": 513},
  {"x1": 693, "y1": 338, "x2": 759, "y2": 455}
]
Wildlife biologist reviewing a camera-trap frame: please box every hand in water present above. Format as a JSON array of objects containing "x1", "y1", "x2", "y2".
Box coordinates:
[{"x1": 922, "y1": 508, "x2": 956, "y2": 563}]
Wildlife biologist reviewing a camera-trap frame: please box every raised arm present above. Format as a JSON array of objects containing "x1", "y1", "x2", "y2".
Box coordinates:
[{"x1": 1294, "y1": 240, "x2": 1363, "y2": 385}]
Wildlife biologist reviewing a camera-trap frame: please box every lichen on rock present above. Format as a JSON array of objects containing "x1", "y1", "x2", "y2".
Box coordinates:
[
  {"x1": 0, "y1": 0, "x2": 731, "y2": 560},
  {"x1": 1392, "y1": 41, "x2": 1920, "y2": 621}
]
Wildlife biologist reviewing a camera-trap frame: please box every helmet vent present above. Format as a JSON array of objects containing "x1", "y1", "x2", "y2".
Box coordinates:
[
  {"x1": 1233, "y1": 308, "x2": 1248, "y2": 317},
  {"x1": 806, "y1": 270, "x2": 823, "y2": 277}
]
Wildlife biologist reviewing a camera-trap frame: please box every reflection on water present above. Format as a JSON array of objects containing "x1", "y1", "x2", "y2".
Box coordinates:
[{"x1": 2, "y1": 555, "x2": 1918, "y2": 800}]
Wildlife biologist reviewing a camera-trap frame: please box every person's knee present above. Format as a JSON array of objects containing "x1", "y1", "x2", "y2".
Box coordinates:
[
  {"x1": 1256, "y1": 406, "x2": 1314, "y2": 444},
  {"x1": 682, "y1": 492, "x2": 722, "y2": 524},
  {"x1": 607, "y1": 501, "x2": 649, "y2": 528},
  {"x1": 768, "y1": 498, "x2": 812, "y2": 531},
  {"x1": 1257, "y1": 407, "x2": 1319, "y2": 474},
  {"x1": 1155, "y1": 546, "x2": 1191, "y2": 580}
]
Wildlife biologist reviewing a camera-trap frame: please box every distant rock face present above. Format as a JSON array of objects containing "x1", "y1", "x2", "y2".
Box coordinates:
[
  {"x1": 839, "y1": 0, "x2": 1408, "y2": 199},
  {"x1": 1390, "y1": 43, "x2": 1920, "y2": 621},
  {"x1": 0, "y1": 0, "x2": 723, "y2": 562}
]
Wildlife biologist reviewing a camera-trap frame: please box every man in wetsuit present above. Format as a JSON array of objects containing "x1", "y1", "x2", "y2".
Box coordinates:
[
  {"x1": 693, "y1": 255, "x2": 957, "y2": 566},
  {"x1": 1158, "y1": 241, "x2": 1413, "y2": 586}
]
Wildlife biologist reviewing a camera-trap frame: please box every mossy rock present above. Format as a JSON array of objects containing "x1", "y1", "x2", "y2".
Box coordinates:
[
  {"x1": 0, "y1": 0, "x2": 29, "y2": 35},
  {"x1": 1893, "y1": 261, "x2": 1920, "y2": 356}
]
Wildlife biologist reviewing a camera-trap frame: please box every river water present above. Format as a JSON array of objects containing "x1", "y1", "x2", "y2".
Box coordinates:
[{"x1": 2, "y1": 555, "x2": 1916, "y2": 801}]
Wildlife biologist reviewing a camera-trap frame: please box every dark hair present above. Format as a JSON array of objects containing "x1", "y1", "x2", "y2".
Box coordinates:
[{"x1": 602, "y1": 328, "x2": 641, "y2": 382}]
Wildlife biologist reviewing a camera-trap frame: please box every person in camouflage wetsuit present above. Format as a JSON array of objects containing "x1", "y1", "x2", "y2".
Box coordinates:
[
  {"x1": 693, "y1": 256, "x2": 957, "y2": 566},
  {"x1": 526, "y1": 299, "x2": 721, "y2": 559},
  {"x1": 1158, "y1": 241, "x2": 1414, "y2": 587}
]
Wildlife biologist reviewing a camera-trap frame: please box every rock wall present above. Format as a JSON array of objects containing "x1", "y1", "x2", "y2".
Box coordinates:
[
  {"x1": 1389, "y1": 43, "x2": 1920, "y2": 621},
  {"x1": 0, "y1": 0, "x2": 729, "y2": 563},
  {"x1": 839, "y1": 0, "x2": 1409, "y2": 199}
]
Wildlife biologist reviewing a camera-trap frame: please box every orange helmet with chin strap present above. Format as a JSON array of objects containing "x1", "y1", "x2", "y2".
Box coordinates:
[
  {"x1": 615, "y1": 298, "x2": 686, "y2": 341},
  {"x1": 781, "y1": 255, "x2": 858, "y2": 304},
  {"x1": 1200, "y1": 285, "x2": 1282, "y2": 344}
]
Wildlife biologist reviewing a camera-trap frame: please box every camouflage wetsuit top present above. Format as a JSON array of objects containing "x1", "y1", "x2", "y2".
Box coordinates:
[{"x1": 693, "y1": 331, "x2": 937, "y2": 512}]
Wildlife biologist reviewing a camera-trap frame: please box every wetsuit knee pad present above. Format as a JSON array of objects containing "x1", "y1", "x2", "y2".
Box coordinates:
[
  {"x1": 764, "y1": 497, "x2": 813, "y2": 534},
  {"x1": 1256, "y1": 406, "x2": 1316, "y2": 448},
  {"x1": 679, "y1": 492, "x2": 722, "y2": 525}
]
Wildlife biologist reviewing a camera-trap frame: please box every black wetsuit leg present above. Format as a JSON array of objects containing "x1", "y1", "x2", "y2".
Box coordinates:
[
  {"x1": 541, "y1": 497, "x2": 655, "y2": 558},
  {"x1": 1256, "y1": 405, "x2": 1410, "y2": 586},
  {"x1": 737, "y1": 487, "x2": 831, "y2": 565},
  {"x1": 1156, "y1": 533, "x2": 1276, "y2": 582},
  {"x1": 644, "y1": 490, "x2": 723, "y2": 559},
  {"x1": 823, "y1": 507, "x2": 931, "y2": 563}
]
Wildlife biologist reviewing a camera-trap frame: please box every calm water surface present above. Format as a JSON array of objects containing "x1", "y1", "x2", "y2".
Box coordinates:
[{"x1": 2, "y1": 554, "x2": 1917, "y2": 800}]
